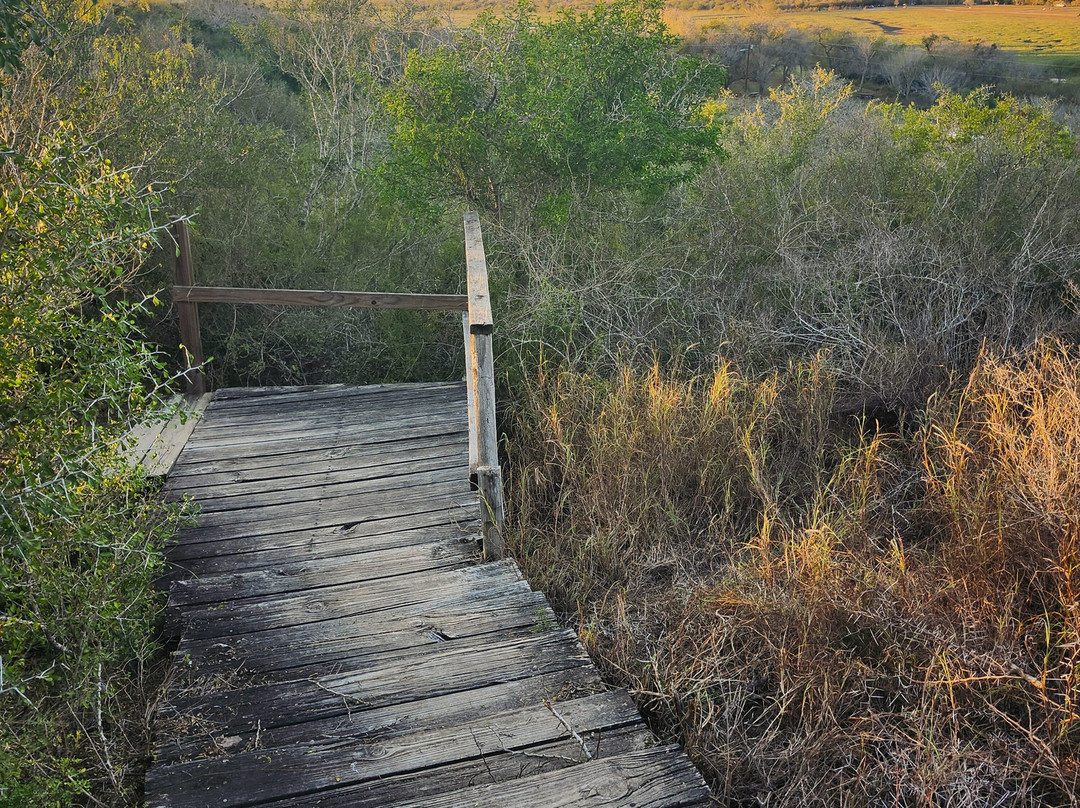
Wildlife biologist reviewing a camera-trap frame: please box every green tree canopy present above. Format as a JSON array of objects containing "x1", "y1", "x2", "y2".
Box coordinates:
[{"x1": 381, "y1": 0, "x2": 726, "y2": 218}]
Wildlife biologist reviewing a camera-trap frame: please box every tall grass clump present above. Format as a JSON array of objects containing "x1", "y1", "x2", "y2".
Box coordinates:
[{"x1": 506, "y1": 342, "x2": 1079, "y2": 807}]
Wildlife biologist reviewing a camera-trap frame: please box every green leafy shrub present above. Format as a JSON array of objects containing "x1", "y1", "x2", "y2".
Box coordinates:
[
  {"x1": 1, "y1": 126, "x2": 181, "y2": 807},
  {"x1": 381, "y1": 0, "x2": 726, "y2": 218}
]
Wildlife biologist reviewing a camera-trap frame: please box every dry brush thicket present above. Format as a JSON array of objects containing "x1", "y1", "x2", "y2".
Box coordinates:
[
  {"x1": 507, "y1": 344, "x2": 1079, "y2": 806},
  {"x1": 498, "y1": 70, "x2": 1080, "y2": 808}
]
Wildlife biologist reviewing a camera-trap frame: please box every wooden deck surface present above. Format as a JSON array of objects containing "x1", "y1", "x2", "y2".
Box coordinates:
[
  {"x1": 121, "y1": 393, "x2": 212, "y2": 476},
  {"x1": 146, "y1": 383, "x2": 712, "y2": 808}
]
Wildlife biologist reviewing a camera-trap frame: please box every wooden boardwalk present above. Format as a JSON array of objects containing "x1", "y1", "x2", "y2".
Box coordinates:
[{"x1": 145, "y1": 382, "x2": 712, "y2": 808}]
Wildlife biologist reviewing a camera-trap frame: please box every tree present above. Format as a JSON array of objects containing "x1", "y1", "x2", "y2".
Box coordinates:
[
  {"x1": 261, "y1": 0, "x2": 382, "y2": 228},
  {"x1": 0, "y1": 0, "x2": 49, "y2": 75},
  {"x1": 381, "y1": 0, "x2": 726, "y2": 218}
]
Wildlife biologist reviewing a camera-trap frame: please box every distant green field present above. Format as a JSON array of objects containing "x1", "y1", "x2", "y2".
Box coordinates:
[{"x1": 682, "y1": 5, "x2": 1080, "y2": 57}]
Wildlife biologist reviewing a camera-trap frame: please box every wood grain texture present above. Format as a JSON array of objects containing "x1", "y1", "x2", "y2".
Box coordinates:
[
  {"x1": 388, "y1": 746, "x2": 712, "y2": 808},
  {"x1": 160, "y1": 629, "x2": 594, "y2": 739},
  {"x1": 156, "y1": 667, "x2": 605, "y2": 763},
  {"x1": 148, "y1": 692, "x2": 643, "y2": 808},
  {"x1": 166, "y1": 538, "x2": 476, "y2": 607},
  {"x1": 463, "y1": 211, "x2": 493, "y2": 334},
  {"x1": 142, "y1": 394, "x2": 212, "y2": 476},
  {"x1": 190, "y1": 390, "x2": 464, "y2": 431},
  {"x1": 190, "y1": 463, "x2": 467, "y2": 515},
  {"x1": 163, "y1": 520, "x2": 480, "y2": 580},
  {"x1": 167, "y1": 485, "x2": 478, "y2": 546},
  {"x1": 174, "y1": 593, "x2": 553, "y2": 687},
  {"x1": 252, "y1": 727, "x2": 655, "y2": 808},
  {"x1": 170, "y1": 416, "x2": 467, "y2": 465},
  {"x1": 173, "y1": 285, "x2": 468, "y2": 311},
  {"x1": 147, "y1": 383, "x2": 711, "y2": 807},
  {"x1": 119, "y1": 394, "x2": 210, "y2": 475},
  {"x1": 168, "y1": 436, "x2": 467, "y2": 488},
  {"x1": 176, "y1": 561, "x2": 526, "y2": 641},
  {"x1": 172, "y1": 221, "x2": 206, "y2": 395}
]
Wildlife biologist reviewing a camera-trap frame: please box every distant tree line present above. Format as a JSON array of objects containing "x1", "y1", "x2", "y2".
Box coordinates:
[{"x1": 695, "y1": 19, "x2": 1077, "y2": 101}]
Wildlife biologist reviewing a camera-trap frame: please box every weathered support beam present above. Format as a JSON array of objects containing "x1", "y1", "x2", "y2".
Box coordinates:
[
  {"x1": 173, "y1": 286, "x2": 468, "y2": 312},
  {"x1": 463, "y1": 312, "x2": 478, "y2": 478},
  {"x1": 172, "y1": 221, "x2": 206, "y2": 395},
  {"x1": 463, "y1": 211, "x2": 504, "y2": 560},
  {"x1": 476, "y1": 465, "x2": 505, "y2": 560}
]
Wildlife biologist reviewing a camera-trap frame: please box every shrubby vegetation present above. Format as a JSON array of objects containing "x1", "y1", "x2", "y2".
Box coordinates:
[
  {"x1": 697, "y1": 19, "x2": 1074, "y2": 102},
  {"x1": 2, "y1": 0, "x2": 1078, "y2": 804},
  {"x1": 0, "y1": 124, "x2": 182, "y2": 803},
  {"x1": 508, "y1": 342, "x2": 1080, "y2": 806},
  {"x1": 382, "y1": 0, "x2": 725, "y2": 216}
]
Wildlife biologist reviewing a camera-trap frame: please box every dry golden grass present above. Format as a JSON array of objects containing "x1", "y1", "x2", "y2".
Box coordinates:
[
  {"x1": 695, "y1": 5, "x2": 1080, "y2": 58},
  {"x1": 507, "y1": 342, "x2": 1079, "y2": 806}
]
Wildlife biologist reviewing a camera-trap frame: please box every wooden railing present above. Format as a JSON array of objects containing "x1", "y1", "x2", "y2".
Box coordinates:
[{"x1": 170, "y1": 212, "x2": 505, "y2": 559}]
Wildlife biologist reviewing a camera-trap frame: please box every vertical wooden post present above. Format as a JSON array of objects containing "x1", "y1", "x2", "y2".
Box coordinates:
[
  {"x1": 462, "y1": 312, "x2": 478, "y2": 479},
  {"x1": 463, "y1": 211, "x2": 504, "y2": 560},
  {"x1": 172, "y1": 221, "x2": 207, "y2": 395},
  {"x1": 470, "y1": 331, "x2": 504, "y2": 559}
]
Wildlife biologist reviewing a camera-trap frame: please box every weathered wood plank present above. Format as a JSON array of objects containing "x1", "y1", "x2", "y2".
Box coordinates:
[
  {"x1": 166, "y1": 431, "x2": 467, "y2": 482},
  {"x1": 173, "y1": 589, "x2": 553, "y2": 683},
  {"x1": 176, "y1": 561, "x2": 525, "y2": 641},
  {"x1": 182, "y1": 462, "x2": 468, "y2": 516},
  {"x1": 167, "y1": 538, "x2": 476, "y2": 608},
  {"x1": 159, "y1": 629, "x2": 592, "y2": 741},
  {"x1": 164, "y1": 442, "x2": 467, "y2": 499},
  {"x1": 207, "y1": 380, "x2": 461, "y2": 406},
  {"x1": 191, "y1": 392, "x2": 465, "y2": 434},
  {"x1": 156, "y1": 667, "x2": 605, "y2": 763},
  {"x1": 173, "y1": 285, "x2": 468, "y2": 312},
  {"x1": 389, "y1": 746, "x2": 712, "y2": 808},
  {"x1": 349, "y1": 728, "x2": 651, "y2": 808},
  {"x1": 141, "y1": 394, "x2": 212, "y2": 476},
  {"x1": 122, "y1": 408, "x2": 172, "y2": 467},
  {"x1": 463, "y1": 211, "x2": 493, "y2": 335},
  {"x1": 168, "y1": 488, "x2": 477, "y2": 549},
  {"x1": 169, "y1": 416, "x2": 468, "y2": 465},
  {"x1": 202, "y1": 385, "x2": 463, "y2": 418},
  {"x1": 174, "y1": 478, "x2": 473, "y2": 538},
  {"x1": 175, "y1": 405, "x2": 465, "y2": 453},
  {"x1": 251, "y1": 727, "x2": 652, "y2": 808},
  {"x1": 163, "y1": 519, "x2": 478, "y2": 579},
  {"x1": 148, "y1": 692, "x2": 642, "y2": 808}
]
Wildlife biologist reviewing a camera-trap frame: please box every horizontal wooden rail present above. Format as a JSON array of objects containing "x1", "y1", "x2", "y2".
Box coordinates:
[
  {"x1": 463, "y1": 211, "x2": 494, "y2": 335},
  {"x1": 174, "y1": 285, "x2": 468, "y2": 311}
]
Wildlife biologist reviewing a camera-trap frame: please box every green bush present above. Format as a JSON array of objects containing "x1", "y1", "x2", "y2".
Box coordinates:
[{"x1": 1, "y1": 126, "x2": 181, "y2": 807}]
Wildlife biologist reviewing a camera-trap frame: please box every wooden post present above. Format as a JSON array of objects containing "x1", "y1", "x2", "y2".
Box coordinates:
[
  {"x1": 470, "y1": 331, "x2": 504, "y2": 559},
  {"x1": 172, "y1": 220, "x2": 207, "y2": 395},
  {"x1": 462, "y1": 312, "x2": 478, "y2": 478},
  {"x1": 463, "y1": 211, "x2": 504, "y2": 560}
]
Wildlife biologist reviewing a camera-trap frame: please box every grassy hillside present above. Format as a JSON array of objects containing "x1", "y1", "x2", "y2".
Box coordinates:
[
  {"x1": 691, "y1": 5, "x2": 1080, "y2": 57},
  {"x1": 430, "y1": 0, "x2": 1080, "y2": 60}
]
